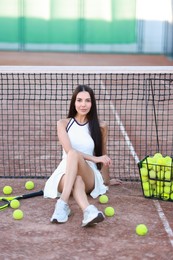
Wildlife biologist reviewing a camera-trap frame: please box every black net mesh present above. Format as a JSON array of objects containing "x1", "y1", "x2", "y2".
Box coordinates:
[{"x1": 0, "y1": 71, "x2": 173, "y2": 181}]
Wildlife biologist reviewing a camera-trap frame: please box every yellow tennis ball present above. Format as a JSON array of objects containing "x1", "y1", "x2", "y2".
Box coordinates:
[
  {"x1": 164, "y1": 181, "x2": 171, "y2": 187},
  {"x1": 10, "y1": 199, "x2": 20, "y2": 209},
  {"x1": 25, "y1": 181, "x2": 34, "y2": 190},
  {"x1": 165, "y1": 171, "x2": 171, "y2": 181},
  {"x1": 156, "y1": 185, "x2": 164, "y2": 194},
  {"x1": 3, "y1": 185, "x2": 13, "y2": 195},
  {"x1": 142, "y1": 181, "x2": 150, "y2": 191},
  {"x1": 157, "y1": 171, "x2": 164, "y2": 180},
  {"x1": 99, "y1": 195, "x2": 109, "y2": 204},
  {"x1": 161, "y1": 193, "x2": 170, "y2": 200},
  {"x1": 164, "y1": 186, "x2": 171, "y2": 194},
  {"x1": 136, "y1": 224, "x2": 148, "y2": 236},
  {"x1": 149, "y1": 170, "x2": 156, "y2": 179},
  {"x1": 13, "y1": 209, "x2": 24, "y2": 220},
  {"x1": 140, "y1": 167, "x2": 148, "y2": 177},
  {"x1": 146, "y1": 157, "x2": 155, "y2": 170},
  {"x1": 143, "y1": 190, "x2": 152, "y2": 197},
  {"x1": 153, "y1": 153, "x2": 163, "y2": 160},
  {"x1": 170, "y1": 193, "x2": 173, "y2": 200},
  {"x1": 104, "y1": 206, "x2": 115, "y2": 217},
  {"x1": 141, "y1": 175, "x2": 148, "y2": 182}
]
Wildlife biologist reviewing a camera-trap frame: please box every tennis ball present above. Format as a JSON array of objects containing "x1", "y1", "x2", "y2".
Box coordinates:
[
  {"x1": 165, "y1": 156, "x2": 172, "y2": 163},
  {"x1": 164, "y1": 186, "x2": 171, "y2": 194},
  {"x1": 146, "y1": 157, "x2": 155, "y2": 170},
  {"x1": 159, "y1": 159, "x2": 168, "y2": 172},
  {"x1": 149, "y1": 179, "x2": 156, "y2": 185},
  {"x1": 157, "y1": 171, "x2": 164, "y2": 180},
  {"x1": 156, "y1": 185, "x2": 164, "y2": 194},
  {"x1": 99, "y1": 194, "x2": 109, "y2": 204},
  {"x1": 142, "y1": 160, "x2": 147, "y2": 169},
  {"x1": 164, "y1": 181, "x2": 171, "y2": 187},
  {"x1": 143, "y1": 190, "x2": 152, "y2": 197},
  {"x1": 10, "y1": 199, "x2": 20, "y2": 209},
  {"x1": 136, "y1": 224, "x2": 148, "y2": 236},
  {"x1": 140, "y1": 168, "x2": 148, "y2": 177},
  {"x1": 25, "y1": 181, "x2": 34, "y2": 190},
  {"x1": 142, "y1": 181, "x2": 150, "y2": 191},
  {"x1": 104, "y1": 206, "x2": 115, "y2": 217},
  {"x1": 165, "y1": 171, "x2": 171, "y2": 181},
  {"x1": 156, "y1": 180, "x2": 164, "y2": 187},
  {"x1": 13, "y1": 209, "x2": 24, "y2": 220},
  {"x1": 152, "y1": 164, "x2": 160, "y2": 172},
  {"x1": 149, "y1": 170, "x2": 156, "y2": 179},
  {"x1": 153, "y1": 153, "x2": 163, "y2": 160},
  {"x1": 3, "y1": 185, "x2": 13, "y2": 195},
  {"x1": 170, "y1": 193, "x2": 173, "y2": 200},
  {"x1": 141, "y1": 175, "x2": 148, "y2": 182},
  {"x1": 161, "y1": 193, "x2": 170, "y2": 201}
]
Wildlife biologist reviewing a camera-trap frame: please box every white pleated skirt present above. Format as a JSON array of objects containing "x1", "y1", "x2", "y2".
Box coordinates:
[{"x1": 44, "y1": 158, "x2": 108, "y2": 199}]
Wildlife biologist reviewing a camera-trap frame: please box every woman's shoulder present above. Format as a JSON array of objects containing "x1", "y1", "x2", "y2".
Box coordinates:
[
  {"x1": 100, "y1": 120, "x2": 108, "y2": 129},
  {"x1": 100, "y1": 121, "x2": 108, "y2": 135},
  {"x1": 57, "y1": 118, "x2": 72, "y2": 128}
]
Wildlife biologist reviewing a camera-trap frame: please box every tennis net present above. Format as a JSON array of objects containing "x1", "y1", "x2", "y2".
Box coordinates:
[{"x1": 0, "y1": 66, "x2": 173, "y2": 181}]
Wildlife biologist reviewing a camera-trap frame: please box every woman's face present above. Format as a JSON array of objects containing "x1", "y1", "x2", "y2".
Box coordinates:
[{"x1": 75, "y1": 91, "x2": 92, "y2": 116}]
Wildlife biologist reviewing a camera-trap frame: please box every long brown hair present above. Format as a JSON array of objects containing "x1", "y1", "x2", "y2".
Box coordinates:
[{"x1": 67, "y1": 85, "x2": 102, "y2": 169}]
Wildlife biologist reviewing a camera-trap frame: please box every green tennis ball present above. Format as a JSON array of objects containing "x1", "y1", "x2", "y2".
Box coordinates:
[
  {"x1": 3, "y1": 185, "x2": 13, "y2": 195},
  {"x1": 99, "y1": 195, "x2": 109, "y2": 204},
  {"x1": 10, "y1": 199, "x2": 20, "y2": 209},
  {"x1": 136, "y1": 224, "x2": 148, "y2": 236},
  {"x1": 104, "y1": 206, "x2": 115, "y2": 217},
  {"x1": 25, "y1": 181, "x2": 34, "y2": 190},
  {"x1": 13, "y1": 209, "x2": 24, "y2": 220}
]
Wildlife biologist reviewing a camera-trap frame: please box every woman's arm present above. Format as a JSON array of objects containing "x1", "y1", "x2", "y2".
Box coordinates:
[
  {"x1": 57, "y1": 119, "x2": 73, "y2": 152},
  {"x1": 100, "y1": 122, "x2": 111, "y2": 186}
]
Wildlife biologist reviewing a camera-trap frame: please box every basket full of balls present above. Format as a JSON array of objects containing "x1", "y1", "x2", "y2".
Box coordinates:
[{"x1": 138, "y1": 153, "x2": 173, "y2": 201}]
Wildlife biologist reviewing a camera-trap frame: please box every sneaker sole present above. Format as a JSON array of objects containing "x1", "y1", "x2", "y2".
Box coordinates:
[
  {"x1": 51, "y1": 218, "x2": 67, "y2": 224},
  {"x1": 82, "y1": 212, "x2": 105, "y2": 227},
  {"x1": 50, "y1": 211, "x2": 72, "y2": 224}
]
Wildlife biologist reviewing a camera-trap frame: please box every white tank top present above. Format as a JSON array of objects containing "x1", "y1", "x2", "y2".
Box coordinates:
[{"x1": 62, "y1": 118, "x2": 94, "y2": 159}]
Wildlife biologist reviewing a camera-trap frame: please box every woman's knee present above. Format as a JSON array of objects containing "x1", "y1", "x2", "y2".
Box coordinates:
[{"x1": 67, "y1": 149, "x2": 82, "y2": 161}]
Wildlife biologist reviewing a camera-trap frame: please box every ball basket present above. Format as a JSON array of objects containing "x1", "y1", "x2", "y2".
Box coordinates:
[{"x1": 138, "y1": 155, "x2": 173, "y2": 201}]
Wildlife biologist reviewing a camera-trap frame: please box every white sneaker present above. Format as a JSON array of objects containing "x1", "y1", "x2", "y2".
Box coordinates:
[
  {"x1": 82, "y1": 205, "x2": 105, "y2": 227},
  {"x1": 51, "y1": 199, "x2": 71, "y2": 223}
]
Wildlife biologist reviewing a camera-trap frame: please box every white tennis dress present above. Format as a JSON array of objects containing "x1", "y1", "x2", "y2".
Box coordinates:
[{"x1": 44, "y1": 118, "x2": 108, "y2": 199}]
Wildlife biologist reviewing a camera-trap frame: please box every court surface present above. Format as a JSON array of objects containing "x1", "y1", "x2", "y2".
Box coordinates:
[
  {"x1": 0, "y1": 51, "x2": 173, "y2": 66},
  {"x1": 1, "y1": 178, "x2": 173, "y2": 260}
]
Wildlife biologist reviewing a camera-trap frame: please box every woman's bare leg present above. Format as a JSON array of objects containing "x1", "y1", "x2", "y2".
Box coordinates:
[
  {"x1": 52, "y1": 149, "x2": 105, "y2": 226},
  {"x1": 72, "y1": 176, "x2": 90, "y2": 211},
  {"x1": 58, "y1": 149, "x2": 95, "y2": 203}
]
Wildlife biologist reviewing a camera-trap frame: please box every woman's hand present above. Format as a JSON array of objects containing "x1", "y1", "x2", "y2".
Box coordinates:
[{"x1": 95, "y1": 155, "x2": 112, "y2": 167}]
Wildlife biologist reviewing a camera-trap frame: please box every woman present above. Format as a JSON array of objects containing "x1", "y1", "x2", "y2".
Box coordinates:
[{"x1": 44, "y1": 85, "x2": 112, "y2": 227}]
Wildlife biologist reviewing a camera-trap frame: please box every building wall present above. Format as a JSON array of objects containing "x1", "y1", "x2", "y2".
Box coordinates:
[{"x1": 0, "y1": 0, "x2": 172, "y2": 54}]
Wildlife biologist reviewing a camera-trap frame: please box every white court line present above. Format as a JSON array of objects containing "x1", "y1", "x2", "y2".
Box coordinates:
[
  {"x1": 99, "y1": 78, "x2": 139, "y2": 163},
  {"x1": 153, "y1": 200, "x2": 173, "y2": 247},
  {"x1": 99, "y1": 78, "x2": 173, "y2": 248}
]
